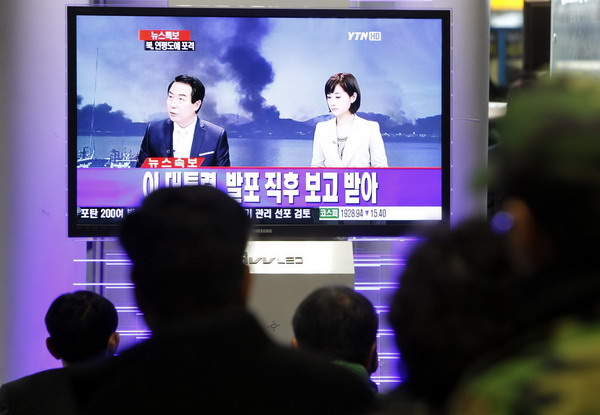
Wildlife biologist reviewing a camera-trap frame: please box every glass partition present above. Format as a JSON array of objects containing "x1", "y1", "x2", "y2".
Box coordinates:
[{"x1": 551, "y1": 0, "x2": 600, "y2": 74}]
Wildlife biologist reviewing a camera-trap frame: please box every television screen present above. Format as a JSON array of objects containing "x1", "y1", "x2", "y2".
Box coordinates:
[{"x1": 68, "y1": 6, "x2": 450, "y2": 238}]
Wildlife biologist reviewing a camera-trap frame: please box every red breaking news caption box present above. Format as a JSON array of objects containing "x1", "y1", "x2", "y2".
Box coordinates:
[{"x1": 140, "y1": 157, "x2": 205, "y2": 168}]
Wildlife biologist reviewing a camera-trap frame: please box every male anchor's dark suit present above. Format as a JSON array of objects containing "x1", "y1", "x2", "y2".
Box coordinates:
[{"x1": 136, "y1": 117, "x2": 230, "y2": 167}]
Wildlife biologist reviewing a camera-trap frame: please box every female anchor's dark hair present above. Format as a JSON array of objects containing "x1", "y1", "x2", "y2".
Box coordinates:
[
  {"x1": 325, "y1": 73, "x2": 361, "y2": 114},
  {"x1": 168, "y1": 74, "x2": 205, "y2": 113}
]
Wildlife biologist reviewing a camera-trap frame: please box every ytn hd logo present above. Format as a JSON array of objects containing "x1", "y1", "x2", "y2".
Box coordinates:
[{"x1": 348, "y1": 31, "x2": 382, "y2": 41}]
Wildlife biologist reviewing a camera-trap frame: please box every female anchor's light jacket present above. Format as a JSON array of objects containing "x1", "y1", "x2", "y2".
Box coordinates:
[{"x1": 310, "y1": 115, "x2": 388, "y2": 167}]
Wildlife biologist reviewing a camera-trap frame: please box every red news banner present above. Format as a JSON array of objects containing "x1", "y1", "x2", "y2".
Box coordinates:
[{"x1": 140, "y1": 157, "x2": 205, "y2": 168}]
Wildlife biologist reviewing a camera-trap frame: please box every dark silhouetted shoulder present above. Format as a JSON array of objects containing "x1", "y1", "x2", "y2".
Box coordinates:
[{"x1": 71, "y1": 310, "x2": 374, "y2": 415}]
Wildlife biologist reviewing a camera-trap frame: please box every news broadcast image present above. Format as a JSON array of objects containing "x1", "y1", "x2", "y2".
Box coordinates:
[{"x1": 71, "y1": 10, "x2": 447, "y2": 235}]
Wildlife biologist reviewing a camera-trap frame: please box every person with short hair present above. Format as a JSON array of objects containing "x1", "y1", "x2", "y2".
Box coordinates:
[
  {"x1": 70, "y1": 185, "x2": 375, "y2": 415},
  {"x1": 373, "y1": 220, "x2": 522, "y2": 415},
  {"x1": 45, "y1": 290, "x2": 120, "y2": 366},
  {"x1": 136, "y1": 74, "x2": 230, "y2": 167},
  {"x1": 0, "y1": 290, "x2": 119, "y2": 415},
  {"x1": 292, "y1": 285, "x2": 379, "y2": 393},
  {"x1": 311, "y1": 73, "x2": 388, "y2": 167}
]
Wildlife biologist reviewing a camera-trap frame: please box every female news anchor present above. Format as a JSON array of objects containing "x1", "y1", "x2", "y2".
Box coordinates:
[{"x1": 311, "y1": 73, "x2": 388, "y2": 167}]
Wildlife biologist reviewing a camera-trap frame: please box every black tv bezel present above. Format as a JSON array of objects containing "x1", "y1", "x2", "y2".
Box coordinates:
[{"x1": 67, "y1": 6, "x2": 451, "y2": 239}]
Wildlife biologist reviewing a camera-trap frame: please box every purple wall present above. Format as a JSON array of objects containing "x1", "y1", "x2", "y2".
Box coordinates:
[
  {"x1": 0, "y1": 0, "x2": 87, "y2": 383},
  {"x1": 0, "y1": 0, "x2": 13, "y2": 386}
]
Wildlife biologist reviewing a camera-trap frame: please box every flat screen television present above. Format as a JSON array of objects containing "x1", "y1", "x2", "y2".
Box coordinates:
[{"x1": 67, "y1": 6, "x2": 450, "y2": 238}]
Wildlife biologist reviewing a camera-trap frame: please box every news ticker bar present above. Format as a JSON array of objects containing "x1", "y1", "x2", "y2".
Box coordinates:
[{"x1": 77, "y1": 205, "x2": 442, "y2": 225}]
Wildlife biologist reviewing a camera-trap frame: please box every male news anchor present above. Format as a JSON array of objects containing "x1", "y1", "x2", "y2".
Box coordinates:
[{"x1": 136, "y1": 74, "x2": 230, "y2": 167}]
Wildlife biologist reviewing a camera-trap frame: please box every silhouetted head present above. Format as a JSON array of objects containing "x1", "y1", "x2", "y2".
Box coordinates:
[
  {"x1": 292, "y1": 285, "x2": 378, "y2": 372},
  {"x1": 491, "y1": 75, "x2": 600, "y2": 268},
  {"x1": 119, "y1": 185, "x2": 251, "y2": 330},
  {"x1": 389, "y1": 219, "x2": 522, "y2": 408},
  {"x1": 45, "y1": 290, "x2": 119, "y2": 366}
]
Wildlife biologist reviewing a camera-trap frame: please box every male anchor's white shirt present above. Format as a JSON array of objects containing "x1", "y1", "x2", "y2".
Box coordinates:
[{"x1": 172, "y1": 117, "x2": 198, "y2": 158}]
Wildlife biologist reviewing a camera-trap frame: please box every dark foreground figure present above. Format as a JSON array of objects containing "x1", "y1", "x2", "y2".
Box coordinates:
[
  {"x1": 0, "y1": 290, "x2": 119, "y2": 415},
  {"x1": 71, "y1": 185, "x2": 375, "y2": 415}
]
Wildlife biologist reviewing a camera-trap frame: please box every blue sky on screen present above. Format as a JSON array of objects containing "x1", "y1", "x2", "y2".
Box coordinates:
[{"x1": 76, "y1": 15, "x2": 442, "y2": 124}]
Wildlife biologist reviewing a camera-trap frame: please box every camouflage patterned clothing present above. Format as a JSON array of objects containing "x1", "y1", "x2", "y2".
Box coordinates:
[{"x1": 449, "y1": 317, "x2": 600, "y2": 415}]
